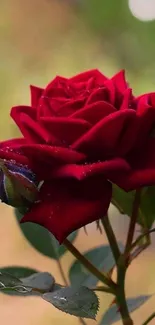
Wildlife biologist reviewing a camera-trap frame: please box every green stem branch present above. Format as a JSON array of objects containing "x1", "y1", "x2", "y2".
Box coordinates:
[
  {"x1": 125, "y1": 190, "x2": 141, "y2": 254},
  {"x1": 142, "y1": 312, "x2": 155, "y2": 325},
  {"x1": 57, "y1": 259, "x2": 68, "y2": 286},
  {"x1": 130, "y1": 231, "x2": 151, "y2": 252},
  {"x1": 92, "y1": 285, "x2": 115, "y2": 294},
  {"x1": 116, "y1": 257, "x2": 133, "y2": 325},
  {"x1": 101, "y1": 215, "x2": 121, "y2": 264},
  {"x1": 63, "y1": 238, "x2": 116, "y2": 291}
]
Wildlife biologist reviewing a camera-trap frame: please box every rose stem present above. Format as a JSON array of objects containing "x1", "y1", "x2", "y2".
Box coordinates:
[
  {"x1": 57, "y1": 258, "x2": 87, "y2": 325},
  {"x1": 63, "y1": 238, "x2": 116, "y2": 291},
  {"x1": 101, "y1": 214, "x2": 121, "y2": 264},
  {"x1": 116, "y1": 256, "x2": 134, "y2": 325},
  {"x1": 57, "y1": 259, "x2": 68, "y2": 286},
  {"x1": 101, "y1": 214, "x2": 133, "y2": 324},
  {"x1": 124, "y1": 189, "x2": 141, "y2": 255},
  {"x1": 142, "y1": 312, "x2": 155, "y2": 325},
  {"x1": 115, "y1": 190, "x2": 141, "y2": 325}
]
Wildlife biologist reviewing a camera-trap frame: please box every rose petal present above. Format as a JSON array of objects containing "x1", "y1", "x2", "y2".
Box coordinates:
[
  {"x1": 72, "y1": 109, "x2": 136, "y2": 157},
  {"x1": 85, "y1": 88, "x2": 108, "y2": 105},
  {"x1": 11, "y1": 106, "x2": 36, "y2": 128},
  {"x1": 15, "y1": 113, "x2": 53, "y2": 143},
  {"x1": 50, "y1": 158, "x2": 131, "y2": 180},
  {"x1": 120, "y1": 88, "x2": 133, "y2": 110},
  {"x1": 0, "y1": 138, "x2": 26, "y2": 149},
  {"x1": 149, "y1": 92, "x2": 155, "y2": 107},
  {"x1": 59, "y1": 97, "x2": 87, "y2": 117},
  {"x1": 38, "y1": 96, "x2": 68, "y2": 118},
  {"x1": 104, "y1": 79, "x2": 115, "y2": 105},
  {"x1": 44, "y1": 87, "x2": 68, "y2": 98},
  {"x1": 70, "y1": 69, "x2": 107, "y2": 85},
  {"x1": 44, "y1": 76, "x2": 68, "y2": 94},
  {"x1": 40, "y1": 117, "x2": 91, "y2": 145},
  {"x1": 70, "y1": 101, "x2": 116, "y2": 124},
  {"x1": 111, "y1": 70, "x2": 128, "y2": 93},
  {"x1": 0, "y1": 138, "x2": 29, "y2": 165},
  {"x1": 110, "y1": 139, "x2": 155, "y2": 190},
  {"x1": 116, "y1": 112, "x2": 138, "y2": 156},
  {"x1": 135, "y1": 94, "x2": 155, "y2": 145},
  {"x1": 30, "y1": 85, "x2": 43, "y2": 108},
  {"x1": 21, "y1": 178, "x2": 112, "y2": 243},
  {"x1": 21, "y1": 144, "x2": 86, "y2": 164}
]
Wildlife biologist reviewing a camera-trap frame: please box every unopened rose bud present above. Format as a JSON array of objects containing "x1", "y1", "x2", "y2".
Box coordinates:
[{"x1": 0, "y1": 159, "x2": 39, "y2": 208}]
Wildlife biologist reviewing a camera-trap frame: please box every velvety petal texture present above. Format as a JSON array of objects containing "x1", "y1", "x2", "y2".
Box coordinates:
[
  {"x1": 22, "y1": 178, "x2": 112, "y2": 243},
  {"x1": 1, "y1": 68, "x2": 155, "y2": 242}
]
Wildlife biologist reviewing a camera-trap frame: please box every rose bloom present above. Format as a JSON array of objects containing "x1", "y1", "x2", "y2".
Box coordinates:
[{"x1": 0, "y1": 69, "x2": 155, "y2": 242}]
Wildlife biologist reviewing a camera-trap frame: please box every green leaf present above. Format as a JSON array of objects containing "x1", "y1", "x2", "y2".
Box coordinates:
[
  {"x1": 0, "y1": 271, "x2": 22, "y2": 289},
  {"x1": 69, "y1": 243, "x2": 124, "y2": 287},
  {"x1": 0, "y1": 267, "x2": 37, "y2": 279},
  {"x1": 100, "y1": 295, "x2": 152, "y2": 325},
  {"x1": 15, "y1": 210, "x2": 78, "y2": 259},
  {"x1": 0, "y1": 269, "x2": 55, "y2": 296},
  {"x1": 0, "y1": 271, "x2": 33, "y2": 295},
  {"x1": 21, "y1": 272, "x2": 55, "y2": 292},
  {"x1": 112, "y1": 185, "x2": 155, "y2": 229},
  {"x1": 43, "y1": 286, "x2": 99, "y2": 319},
  {"x1": 112, "y1": 185, "x2": 135, "y2": 216},
  {"x1": 0, "y1": 287, "x2": 29, "y2": 296},
  {"x1": 140, "y1": 187, "x2": 155, "y2": 229}
]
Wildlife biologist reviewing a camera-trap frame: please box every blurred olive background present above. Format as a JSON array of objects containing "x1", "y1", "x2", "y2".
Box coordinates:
[{"x1": 1, "y1": 0, "x2": 155, "y2": 324}]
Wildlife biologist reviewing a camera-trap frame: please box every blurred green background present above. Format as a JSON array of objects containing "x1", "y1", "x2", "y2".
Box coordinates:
[{"x1": 1, "y1": 0, "x2": 155, "y2": 324}]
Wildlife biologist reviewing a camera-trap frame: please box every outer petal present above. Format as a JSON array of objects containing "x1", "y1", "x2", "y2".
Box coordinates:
[
  {"x1": 21, "y1": 144, "x2": 86, "y2": 164},
  {"x1": 44, "y1": 76, "x2": 68, "y2": 95},
  {"x1": 21, "y1": 177, "x2": 112, "y2": 243},
  {"x1": 111, "y1": 70, "x2": 128, "y2": 93},
  {"x1": 11, "y1": 112, "x2": 53, "y2": 144},
  {"x1": 72, "y1": 110, "x2": 136, "y2": 157},
  {"x1": 11, "y1": 106, "x2": 36, "y2": 127},
  {"x1": 135, "y1": 94, "x2": 155, "y2": 146},
  {"x1": 50, "y1": 158, "x2": 130, "y2": 180},
  {"x1": 110, "y1": 139, "x2": 155, "y2": 191},
  {"x1": 30, "y1": 85, "x2": 43, "y2": 108},
  {"x1": 0, "y1": 138, "x2": 29, "y2": 165}
]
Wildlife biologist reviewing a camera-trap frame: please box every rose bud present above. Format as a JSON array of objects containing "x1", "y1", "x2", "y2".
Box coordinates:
[{"x1": 0, "y1": 159, "x2": 39, "y2": 209}]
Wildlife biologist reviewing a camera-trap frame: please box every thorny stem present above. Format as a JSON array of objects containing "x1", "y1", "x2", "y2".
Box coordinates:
[
  {"x1": 92, "y1": 286, "x2": 115, "y2": 294},
  {"x1": 57, "y1": 257, "x2": 86, "y2": 325},
  {"x1": 125, "y1": 189, "x2": 141, "y2": 255},
  {"x1": 101, "y1": 215, "x2": 121, "y2": 264},
  {"x1": 112, "y1": 190, "x2": 141, "y2": 325},
  {"x1": 101, "y1": 214, "x2": 133, "y2": 324},
  {"x1": 57, "y1": 259, "x2": 68, "y2": 286},
  {"x1": 63, "y1": 239, "x2": 116, "y2": 291},
  {"x1": 116, "y1": 257, "x2": 133, "y2": 325}
]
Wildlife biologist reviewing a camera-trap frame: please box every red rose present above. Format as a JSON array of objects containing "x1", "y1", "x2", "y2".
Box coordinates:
[{"x1": 1, "y1": 69, "x2": 155, "y2": 242}]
